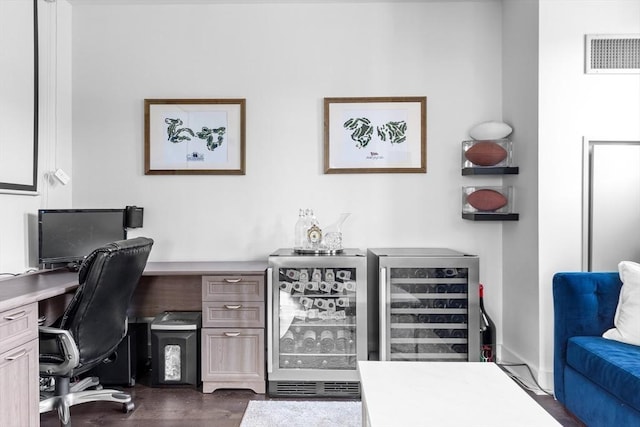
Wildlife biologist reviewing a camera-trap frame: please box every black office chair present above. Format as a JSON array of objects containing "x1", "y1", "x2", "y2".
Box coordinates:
[{"x1": 39, "y1": 237, "x2": 153, "y2": 427}]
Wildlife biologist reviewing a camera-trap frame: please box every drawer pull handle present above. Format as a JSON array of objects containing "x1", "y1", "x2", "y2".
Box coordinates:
[
  {"x1": 4, "y1": 310, "x2": 26, "y2": 321},
  {"x1": 6, "y1": 349, "x2": 27, "y2": 361},
  {"x1": 224, "y1": 278, "x2": 242, "y2": 283},
  {"x1": 224, "y1": 332, "x2": 241, "y2": 337},
  {"x1": 224, "y1": 304, "x2": 242, "y2": 310}
]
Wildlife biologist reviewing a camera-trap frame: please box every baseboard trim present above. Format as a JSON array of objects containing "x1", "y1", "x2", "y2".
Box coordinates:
[{"x1": 500, "y1": 345, "x2": 554, "y2": 394}]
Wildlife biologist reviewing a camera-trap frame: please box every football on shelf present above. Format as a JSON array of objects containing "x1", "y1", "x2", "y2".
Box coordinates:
[
  {"x1": 466, "y1": 189, "x2": 508, "y2": 212},
  {"x1": 469, "y1": 121, "x2": 513, "y2": 140},
  {"x1": 464, "y1": 141, "x2": 508, "y2": 167}
]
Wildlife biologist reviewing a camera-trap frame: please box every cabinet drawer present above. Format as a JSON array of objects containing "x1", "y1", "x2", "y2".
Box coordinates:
[
  {"x1": 0, "y1": 338, "x2": 39, "y2": 427},
  {"x1": 202, "y1": 274, "x2": 264, "y2": 302},
  {"x1": 201, "y1": 328, "x2": 264, "y2": 382},
  {"x1": 202, "y1": 301, "x2": 264, "y2": 328},
  {"x1": 0, "y1": 303, "x2": 38, "y2": 355}
]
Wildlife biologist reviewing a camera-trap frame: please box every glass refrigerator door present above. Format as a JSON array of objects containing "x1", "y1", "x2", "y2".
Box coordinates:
[
  {"x1": 387, "y1": 267, "x2": 469, "y2": 361},
  {"x1": 276, "y1": 266, "x2": 358, "y2": 371}
]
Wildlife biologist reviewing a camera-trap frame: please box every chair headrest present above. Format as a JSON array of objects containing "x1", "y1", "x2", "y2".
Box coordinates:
[{"x1": 78, "y1": 237, "x2": 154, "y2": 284}]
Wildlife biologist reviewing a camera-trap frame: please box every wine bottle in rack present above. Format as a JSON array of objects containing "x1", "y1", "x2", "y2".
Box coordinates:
[
  {"x1": 303, "y1": 329, "x2": 317, "y2": 352},
  {"x1": 320, "y1": 329, "x2": 335, "y2": 353},
  {"x1": 479, "y1": 284, "x2": 496, "y2": 362},
  {"x1": 417, "y1": 313, "x2": 431, "y2": 323},
  {"x1": 433, "y1": 299, "x2": 447, "y2": 308},
  {"x1": 435, "y1": 329, "x2": 450, "y2": 338},
  {"x1": 335, "y1": 329, "x2": 347, "y2": 351},
  {"x1": 450, "y1": 329, "x2": 466, "y2": 338},
  {"x1": 280, "y1": 330, "x2": 295, "y2": 353}
]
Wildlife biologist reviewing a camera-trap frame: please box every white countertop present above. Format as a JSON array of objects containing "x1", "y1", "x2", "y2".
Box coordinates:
[{"x1": 358, "y1": 361, "x2": 561, "y2": 427}]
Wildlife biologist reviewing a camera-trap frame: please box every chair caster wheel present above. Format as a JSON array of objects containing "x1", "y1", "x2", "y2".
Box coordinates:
[{"x1": 123, "y1": 402, "x2": 135, "y2": 413}]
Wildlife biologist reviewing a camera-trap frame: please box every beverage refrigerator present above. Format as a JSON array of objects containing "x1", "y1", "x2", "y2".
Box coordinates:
[
  {"x1": 267, "y1": 248, "x2": 367, "y2": 397},
  {"x1": 367, "y1": 248, "x2": 480, "y2": 362}
]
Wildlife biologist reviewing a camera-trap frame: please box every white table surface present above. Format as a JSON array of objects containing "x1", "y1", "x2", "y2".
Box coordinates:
[{"x1": 358, "y1": 361, "x2": 561, "y2": 427}]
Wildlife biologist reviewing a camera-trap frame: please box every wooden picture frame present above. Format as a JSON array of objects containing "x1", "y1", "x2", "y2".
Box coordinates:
[
  {"x1": 144, "y1": 99, "x2": 246, "y2": 175},
  {"x1": 0, "y1": 0, "x2": 39, "y2": 193},
  {"x1": 324, "y1": 97, "x2": 427, "y2": 174}
]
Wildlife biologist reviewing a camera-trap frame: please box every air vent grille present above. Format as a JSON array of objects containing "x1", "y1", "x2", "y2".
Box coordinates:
[
  {"x1": 268, "y1": 381, "x2": 360, "y2": 397},
  {"x1": 586, "y1": 34, "x2": 640, "y2": 74},
  {"x1": 272, "y1": 382, "x2": 318, "y2": 395},
  {"x1": 324, "y1": 382, "x2": 361, "y2": 395}
]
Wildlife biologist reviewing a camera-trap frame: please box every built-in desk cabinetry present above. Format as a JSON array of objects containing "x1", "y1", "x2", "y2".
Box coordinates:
[
  {"x1": 201, "y1": 274, "x2": 266, "y2": 393},
  {"x1": 137, "y1": 262, "x2": 268, "y2": 394},
  {"x1": 0, "y1": 302, "x2": 40, "y2": 426},
  {"x1": 0, "y1": 262, "x2": 267, "y2": 426}
]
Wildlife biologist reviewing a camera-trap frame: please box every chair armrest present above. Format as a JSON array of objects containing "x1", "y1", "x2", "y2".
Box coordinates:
[
  {"x1": 39, "y1": 326, "x2": 80, "y2": 376},
  {"x1": 552, "y1": 272, "x2": 621, "y2": 402}
]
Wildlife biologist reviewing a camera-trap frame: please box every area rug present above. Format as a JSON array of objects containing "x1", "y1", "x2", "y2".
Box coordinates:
[{"x1": 240, "y1": 400, "x2": 362, "y2": 427}]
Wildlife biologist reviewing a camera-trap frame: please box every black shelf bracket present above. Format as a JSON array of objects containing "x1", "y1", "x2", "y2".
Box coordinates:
[
  {"x1": 462, "y1": 167, "x2": 519, "y2": 176},
  {"x1": 462, "y1": 213, "x2": 520, "y2": 221}
]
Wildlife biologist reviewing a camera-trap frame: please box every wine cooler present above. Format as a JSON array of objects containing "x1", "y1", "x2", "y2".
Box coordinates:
[
  {"x1": 267, "y1": 249, "x2": 367, "y2": 397},
  {"x1": 367, "y1": 248, "x2": 479, "y2": 362}
]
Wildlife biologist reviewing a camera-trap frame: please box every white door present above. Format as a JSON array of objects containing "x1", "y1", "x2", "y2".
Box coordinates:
[{"x1": 587, "y1": 141, "x2": 640, "y2": 271}]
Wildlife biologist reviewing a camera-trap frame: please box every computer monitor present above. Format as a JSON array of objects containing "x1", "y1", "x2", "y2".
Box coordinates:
[{"x1": 38, "y1": 209, "x2": 127, "y2": 268}]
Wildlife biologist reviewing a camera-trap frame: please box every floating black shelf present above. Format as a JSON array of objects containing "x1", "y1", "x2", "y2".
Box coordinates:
[
  {"x1": 462, "y1": 167, "x2": 519, "y2": 176},
  {"x1": 462, "y1": 213, "x2": 519, "y2": 221}
]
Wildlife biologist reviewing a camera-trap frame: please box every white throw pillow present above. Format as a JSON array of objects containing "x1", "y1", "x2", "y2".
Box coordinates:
[{"x1": 603, "y1": 261, "x2": 640, "y2": 346}]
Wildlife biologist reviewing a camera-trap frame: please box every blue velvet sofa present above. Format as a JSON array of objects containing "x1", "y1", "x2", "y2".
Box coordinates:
[{"x1": 553, "y1": 272, "x2": 640, "y2": 426}]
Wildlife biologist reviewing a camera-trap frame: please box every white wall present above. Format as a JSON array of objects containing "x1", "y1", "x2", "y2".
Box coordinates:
[
  {"x1": 0, "y1": 0, "x2": 72, "y2": 274},
  {"x1": 538, "y1": 0, "x2": 640, "y2": 387},
  {"x1": 0, "y1": 194, "x2": 39, "y2": 273},
  {"x1": 70, "y1": 0, "x2": 508, "y2": 319},
  {"x1": 501, "y1": 0, "x2": 540, "y2": 374}
]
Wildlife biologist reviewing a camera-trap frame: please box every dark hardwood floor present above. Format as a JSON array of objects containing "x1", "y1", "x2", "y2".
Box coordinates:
[
  {"x1": 529, "y1": 393, "x2": 586, "y2": 427},
  {"x1": 40, "y1": 373, "x2": 586, "y2": 427}
]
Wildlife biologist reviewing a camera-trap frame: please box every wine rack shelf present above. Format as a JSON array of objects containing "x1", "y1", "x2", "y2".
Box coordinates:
[
  {"x1": 277, "y1": 266, "x2": 358, "y2": 370},
  {"x1": 389, "y1": 272, "x2": 470, "y2": 361},
  {"x1": 368, "y1": 248, "x2": 480, "y2": 362}
]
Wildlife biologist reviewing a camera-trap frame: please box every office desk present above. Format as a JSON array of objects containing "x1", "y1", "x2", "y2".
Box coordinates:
[
  {"x1": 133, "y1": 261, "x2": 267, "y2": 318},
  {"x1": 0, "y1": 261, "x2": 267, "y2": 426},
  {"x1": 0, "y1": 260, "x2": 268, "y2": 313},
  {"x1": 0, "y1": 269, "x2": 78, "y2": 313}
]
